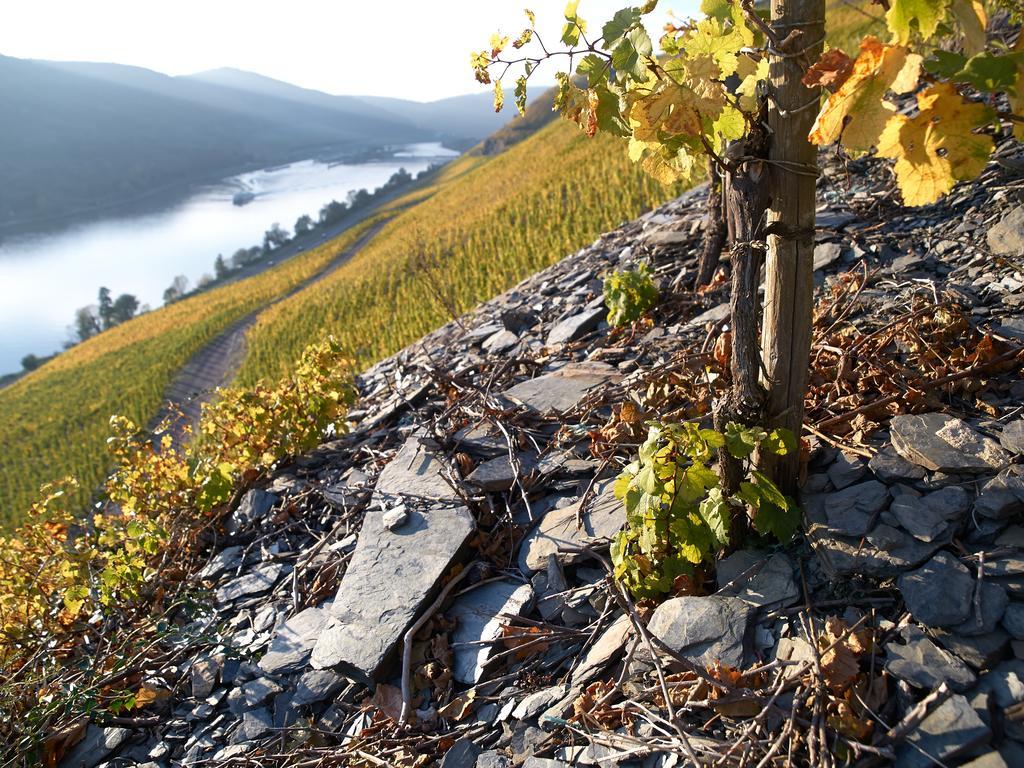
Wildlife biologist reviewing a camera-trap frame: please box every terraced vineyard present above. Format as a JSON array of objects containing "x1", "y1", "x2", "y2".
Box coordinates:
[
  {"x1": 0, "y1": 226, "x2": 373, "y2": 526},
  {"x1": 236, "y1": 119, "x2": 681, "y2": 384}
]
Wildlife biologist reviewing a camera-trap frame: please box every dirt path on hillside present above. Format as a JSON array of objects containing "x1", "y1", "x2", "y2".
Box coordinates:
[{"x1": 154, "y1": 219, "x2": 389, "y2": 445}]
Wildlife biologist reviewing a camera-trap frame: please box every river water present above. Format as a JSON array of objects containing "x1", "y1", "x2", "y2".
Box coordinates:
[{"x1": 0, "y1": 142, "x2": 457, "y2": 376}]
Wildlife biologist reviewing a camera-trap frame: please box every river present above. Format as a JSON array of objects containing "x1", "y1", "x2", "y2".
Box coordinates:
[{"x1": 0, "y1": 142, "x2": 457, "y2": 376}]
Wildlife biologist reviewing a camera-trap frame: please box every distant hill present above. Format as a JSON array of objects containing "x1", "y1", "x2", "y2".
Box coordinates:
[{"x1": 0, "y1": 56, "x2": 518, "y2": 232}]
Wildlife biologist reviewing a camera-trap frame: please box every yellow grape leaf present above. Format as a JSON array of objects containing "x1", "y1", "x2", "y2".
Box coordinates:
[
  {"x1": 629, "y1": 85, "x2": 702, "y2": 141},
  {"x1": 886, "y1": 0, "x2": 948, "y2": 45},
  {"x1": 877, "y1": 82, "x2": 995, "y2": 206},
  {"x1": 809, "y1": 37, "x2": 919, "y2": 153},
  {"x1": 134, "y1": 683, "x2": 171, "y2": 708},
  {"x1": 736, "y1": 55, "x2": 769, "y2": 111},
  {"x1": 948, "y1": 0, "x2": 987, "y2": 56},
  {"x1": 683, "y1": 17, "x2": 744, "y2": 77},
  {"x1": 713, "y1": 104, "x2": 746, "y2": 142},
  {"x1": 892, "y1": 53, "x2": 923, "y2": 94}
]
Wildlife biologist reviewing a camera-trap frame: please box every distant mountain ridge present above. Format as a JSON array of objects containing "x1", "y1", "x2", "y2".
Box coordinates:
[{"x1": 0, "y1": 56, "x2": 516, "y2": 233}]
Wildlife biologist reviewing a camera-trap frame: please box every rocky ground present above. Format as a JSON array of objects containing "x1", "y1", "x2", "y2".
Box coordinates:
[{"x1": 60, "y1": 142, "x2": 1024, "y2": 768}]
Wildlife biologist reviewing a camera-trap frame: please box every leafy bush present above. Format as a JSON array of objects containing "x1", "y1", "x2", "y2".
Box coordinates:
[
  {"x1": 0, "y1": 337, "x2": 355, "y2": 761},
  {"x1": 602, "y1": 263, "x2": 659, "y2": 327},
  {"x1": 611, "y1": 421, "x2": 798, "y2": 599}
]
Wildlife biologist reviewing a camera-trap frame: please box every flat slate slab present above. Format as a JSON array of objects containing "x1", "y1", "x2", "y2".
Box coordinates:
[
  {"x1": 501, "y1": 362, "x2": 621, "y2": 415},
  {"x1": 374, "y1": 435, "x2": 460, "y2": 503},
  {"x1": 546, "y1": 307, "x2": 605, "y2": 346},
  {"x1": 449, "y1": 579, "x2": 534, "y2": 684},
  {"x1": 636, "y1": 595, "x2": 753, "y2": 670},
  {"x1": 890, "y1": 413, "x2": 1008, "y2": 474},
  {"x1": 258, "y1": 606, "x2": 328, "y2": 674},
  {"x1": 519, "y1": 481, "x2": 624, "y2": 572},
  {"x1": 895, "y1": 694, "x2": 991, "y2": 768}
]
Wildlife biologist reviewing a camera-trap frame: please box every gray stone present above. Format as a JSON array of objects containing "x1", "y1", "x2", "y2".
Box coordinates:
[
  {"x1": 311, "y1": 501, "x2": 474, "y2": 682},
  {"x1": 987, "y1": 205, "x2": 1024, "y2": 256},
  {"x1": 898, "y1": 552, "x2": 975, "y2": 627},
  {"x1": 933, "y1": 628, "x2": 1010, "y2": 670},
  {"x1": 1002, "y1": 602, "x2": 1024, "y2": 639},
  {"x1": 292, "y1": 669, "x2": 345, "y2": 708},
  {"x1": 813, "y1": 242, "x2": 842, "y2": 271},
  {"x1": 512, "y1": 686, "x2": 569, "y2": 720},
  {"x1": 890, "y1": 413, "x2": 1008, "y2": 474},
  {"x1": 952, "y1": 582, "x2": 1008, "y2": 637},
  {"x1": 890, "y1": 486, "x2": 970, "y2": 542},
  {"x1": 501, "y1": 362, "x2": 621, "y2": 414},
  {"x1": 59, "y1": 726, "x2": 129, "y2": 768},
  {"x1": 239, "y1": 707, "x2": 274, "y2": 741},
  {"x1": 375, "y1": 436, "x2": 460, "y2": 503},
  {"x1": 452, "y1": 422, "x2": 507, "y2": 456},
  {"x1": 827, "y1": 452, "x2": 868, "y2": 490},
  {"x1": 869, "y1": 446, "x2": 927, "y2": 483},
  {"x1": 482, "y1": 329, "x2": 518, "y2": 354},
  {"x1": 715, "y1": 551, "x2": 799, "y2": 609},
  {"x1": 638, "y1": 596, "x2": 753, "y2": 670},
  {"x1": 803, "y1": 480, "x2": 889, "y2": 537},
  {"x1": 441, "y1": 738, "x2": 482, "y2": 768},
  {"x1": 972, "y1": 659, "x2": 1024, "y2": 709},
  {"x1": 227, "y1": 488, "x2": 278, "y2": 535},
  {"x1": 466, "y1": 453, "x2": 537, "y2": 492},
  {"x1": 198, "y1": 545, "x2": 244, "y2": 579},
  {"x1": 1001, "y1": 420, "x2": 1024, "y2": 454},
  {"x1": 522, "y1": 760, "x2": 567, "y2": 768},
  {"x1": 449, "y1": 580, "x2": 533, "y2": 684},
  {"x1": 518, "y1": 482, "x2": 624, "y2": 572},
  {"x1": 807, "y1": 513, "x2": 940, "y2": 577},
  {"x1": 546, "y1": 307, "x2": 605, "y2": 346},
  {"x1": 885, "y1": 626, "x2": 977, "y2": 691},
  {"x1": 684, "y1": 302, "x2": 729, "y2": 329},
  {"x1": 571, "y1": 613, "x2": 632, "y2": 686},
  {"x1": 215, "y1": 561, "x2": 288, "y2": 604},
  {"x1": 476, "y1": 751, "x2": 511, "y2": 768},
  {"x1": 975, "y1": 466, "x2": 1024, "y2": 520},
  {"x1": 259, "y1": 606, "x2": 329, "y2": 674},
  {"x1": 501, "y1": 307, "x2": 537, "y2": 332},
  {"x1": 960, "y1": 753, "x2": 1009, "y2": 768},
  {"x1": 242, "y1": 677, "x2": 283, "y2": 708},
  {"x1": 382, "y1": 505, "x2": 408, "y2": 531},
  {"x1": 511, "y1": 724, "x2": 548, "y2": 761},
  {"x1": 894, "y1": 694, "x2": 991, "y2": 768},
  {"x1": 191, "y1": 656, "x2": 221, "y2": 698}
]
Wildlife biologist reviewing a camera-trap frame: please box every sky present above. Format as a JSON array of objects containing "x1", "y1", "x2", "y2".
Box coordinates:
[{"x1": 0, "y1": 0, "x2": 700, "y2": 102}]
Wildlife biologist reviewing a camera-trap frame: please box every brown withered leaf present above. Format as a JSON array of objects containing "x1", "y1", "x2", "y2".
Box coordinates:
[
  {"x1": 134, "y1": 683, "x2": 171, "y2": 709},
  {"x1": 437, "y1": 691, "x2": 477, "y2": 721},
  {"x1": 572, "y1": 680, "x2": 624, "y2": 727},
  {"x1": 364, "y1": 683, "x2": 405, "y2": 722},
  {"x1": 713, "y1": 331, "x2": 732, "y2": 371},
  {"x1": 42, "y1": 716, "x2": 88, "y2": 768},
  {"x1": 803, "y1": 48, "x2": 855, "y2": 91},
  {"x1": 501, "y1": 625, "x2": 551, "y2": 660},
  {"x1": 819, "y1": 617, "x2": 867, "y2": 692}
]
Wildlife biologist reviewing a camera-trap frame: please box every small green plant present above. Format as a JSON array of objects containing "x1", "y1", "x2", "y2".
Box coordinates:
[
  {"x1": 610, "y1": 421, "x2": 798, "y2": 599},
  {"x1": 602, "y1": 263, "x2": 659, "y2": 327}
]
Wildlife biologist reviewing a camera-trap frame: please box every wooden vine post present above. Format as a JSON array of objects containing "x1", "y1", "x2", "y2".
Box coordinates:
[{"x1": 760, "y1": 0, "x2": 825, "y2": 494}]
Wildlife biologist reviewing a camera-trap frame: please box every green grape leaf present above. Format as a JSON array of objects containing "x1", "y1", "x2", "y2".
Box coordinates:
[
  {"x1": 725, "y1": 423, "x2": 766, "y2": 459},
  {"x1": 752, "y1": 499, "x2": 799, "y2": 541},
  {"x1": 749, "y1": 470, "x2": 788, "y2": 509},
  {"x1": 602, "y1": 6, "x2": 642, "y2": 48},
  {"x1": 612, "y1": 25, "x2": 654, "y2": 81},
  {"x1": 886, "y1": 0, "x2": 948, "y2": 44},
  {"x1": 924, "y1": 50, "x2": 968, "y2": 79},
  {"x1": 577, "y1": 53, "x2": 610, "y2": 87},
  {"x1": 698, "y1": 487, "x2": 730, "y2": 546},
  {"x1": 764, "y1": 427, "x2": 797, "y2": 456},
  {"x1": 514, "y1": 76, "x2": 528, "y2": 115},
  {"x1": 955, "y1": 52, "x2": 1024, "y2": 92},
  {"x1": 562, "y1": 0, "x2": 587, "y2": 46}
]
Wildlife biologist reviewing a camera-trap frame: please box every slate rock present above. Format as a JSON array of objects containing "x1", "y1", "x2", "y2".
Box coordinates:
[
  {"x1": 960, "y1": 753, "x2": 1009, "y2": 768},
  {"x1": 519, "y1": 481, "x2": 624, "y2": 572},
  {"x1": 813, "y1": 242, "x2": 842, "y2": 271},
  {"x1": 59, "y1": 726, "x2": 129, "y2": 768},
  {"x1": 952, "y1": 582, "x2": 1008, "y2": 637},
  {"x1": 441, "y1": 738, "x2": 482, "y2": 768},
  {"x1": 898, "y1": 552, "x2": 975, "y2": 627},
  {"x1": 476, "y1": 751, "x2": 511, "y2": 768},
  {"x1": 375, "y1": 435, "x2": 460, "y2": 503},
  {"x1": 482, "y1": 329, "x2": 518, "y2": 354},
  {"x1": 869, "y1": 446, "x2": 927, "y2": 483},
  {"x1": 190, "y1": 656, "x2": 221, "y2": 698},
  {"x1": 1001, "y1": 420, "x2": 1024, "y2": 454},
  {"x1": 242, "y1": 677, "x2": 283, "y2": 708},
  {"x1": 827, "y1": 453, "x2": 868, "y2": 490},
  {"x1": 501, "y1": 362, "x2": 621, "y2": 414},
  {"x1": 227, "y1": 488, "x2": 278, "y2": 535},
  {"x1": 571, "y1": 613, "x2": 632, "y2": 686},
  {"x1": 987, "y1": 205, "x2": 1024, "y2": 256},
  {"x1": 239, "y1": 707, "x2": 274, "y2": 741},
  {"x1": 501, "y1": 307, "x2": 537, "y2": 332},
  {"x1": 522, "y1": 760, "x2": 567, "y2": 768},
  {"x1": 449, "y1": 580, "x2": 534, "y2": 684},
  {"x1": 452, "y1": 422, "x2": 507, "y2": 456},
  {"x1": 684, "y1": 303, "x2": 729, "y2": 329},
  {"x1": 638, "y1": 596, "x2": 753, "y2": 670},
  {"x1": 890, "y1": 486, "x2": 970, "y2": 542},
  {"x1": 894, "y1": 694, "x2": 991, "y2": 768},
  {"x1": 466, "y1": 453, "x2": 537, "y2": 492},
  {"x1": 885, "y1": 626, "x2": 977, "y2": 691},
  {"x1": 511, "y1": 724, "x2": 548, "y2": 761},
  {"x1": 803, "y1": 480, "x2": 889, "y2": 537},
  {"x1": 546, "y1": 307, "x2": 605, "y2": 346},
  {"x1": 890, "y1": 413, "x2": 1008, "y2": 474},
  {"x1": 292, "y1": 669, "x2": 345, "y2": 708},
  {"x1": 311, "y1": 501, "x2": 474, "y2": 682},
  {"x1": 198, "y1": 545, "x2": 244, "y2": 580},
  {"x1": 975, "y1": 466, "x2": 1024, "y2": 520},
  {"x1": 215, "y1": 561, "x2": 288, "y2": 604},
  {"x1": 715, "y1": 551, "x2": 799, "y2": 610},
  {"x1": 1002, "y1": 602, "x2": 1024, "y2": 639},
  {"x1": 382, "y1": 505, "x2": 409, "y2": 530},
  {"x1": 807, "y1": 514, "x2": 940, "y2": 577},
  {"x1": 933, "y1": 628, "x2": 1011, "y2": 670},
  {"x1": 258, "y1": 606, "x2": 329, "y2": 674}
]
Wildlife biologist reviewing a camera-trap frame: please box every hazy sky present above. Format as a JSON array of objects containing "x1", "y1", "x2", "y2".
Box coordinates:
[{"x1": 1, "y1": 0, "x2": 700, "y2": 102}]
